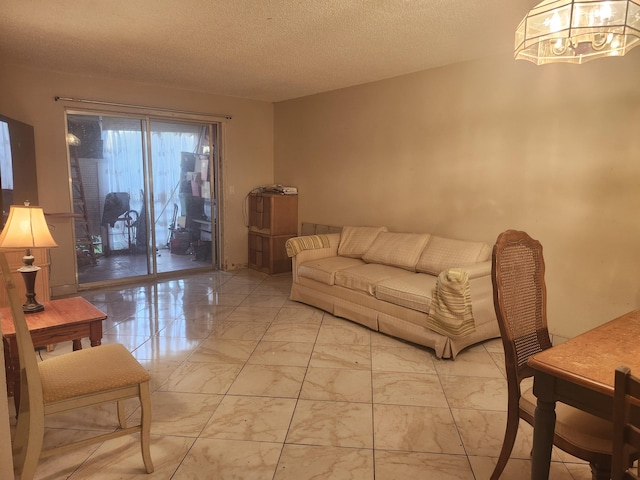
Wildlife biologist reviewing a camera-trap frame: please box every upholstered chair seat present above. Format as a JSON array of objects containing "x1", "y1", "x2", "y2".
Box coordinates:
[{"x1": 39, "y1": 343, "x2": 150, "y2": 404}]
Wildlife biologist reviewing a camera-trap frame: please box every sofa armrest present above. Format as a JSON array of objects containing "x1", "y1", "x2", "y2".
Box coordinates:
[
  {"x1": 286, "y1": 233, "x2": 340, "y2": 258},
  {"x1": 288, "y1": 233, "x2": 341, "y2": 283},
  {"x1": 452, "y1": 262, "x2": 497, "y2": 329},
  {"x1": 427, "y1": 269, "x2": 474, "y2": 338},
  {"x1": 455, "y1": 261, "x2": 491, "y2": 280},
  {"x1": 467, "y1": 272, "x2": 498, "y2": 328},
  {"x1": 427, "y1": 261, "x2": 497, "y2": 337}
]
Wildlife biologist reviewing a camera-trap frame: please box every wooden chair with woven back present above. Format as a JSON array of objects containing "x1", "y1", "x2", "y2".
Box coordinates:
[
  {"x1": 490, "y1": 229, "x2": 620, "y2": 480},
  {"x1": 1, "y1": 251, "x2": 154, "y2": 479},
  {"x1": 612, "y1": 365, "x2": 640, "y2": 480}
]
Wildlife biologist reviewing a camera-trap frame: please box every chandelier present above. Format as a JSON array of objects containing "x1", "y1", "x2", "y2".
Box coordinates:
[{"x1": 515, "y1": 0, "x2": 640, "y2": 64}]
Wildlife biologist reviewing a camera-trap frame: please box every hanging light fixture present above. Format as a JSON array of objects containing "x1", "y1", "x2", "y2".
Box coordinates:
[{"x1": 515, "y1": 0, "x2": 640, "y2": 64}]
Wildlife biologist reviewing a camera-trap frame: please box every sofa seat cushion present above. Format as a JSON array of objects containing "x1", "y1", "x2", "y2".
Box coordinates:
[
  {"x1": 375, "y1": 274, "x2": 437, "y2": 314},
  {"x1": 416, "y1": 235, "x2": 491, "y2": 275},
  {"x1": 362, "y1": 232, "x2": 431, "y2": 271},
  {"x1": 298, "y1": 257, "x2": 365, "y2": 285},
  {"x1": 335, "y1": 264, "x2": 415, "y2": 296}
]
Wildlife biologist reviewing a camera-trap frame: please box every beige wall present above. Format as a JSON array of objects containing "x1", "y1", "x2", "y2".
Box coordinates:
[
  {"x1": 1, "y1": 51, "x2": 639, "y2": 338},
  {"x1": 0, "y1": 64, "x2": 274, "y2": 293},
  {"x1": 274, "y1": 50, "x2": 640, "y2": 339}
]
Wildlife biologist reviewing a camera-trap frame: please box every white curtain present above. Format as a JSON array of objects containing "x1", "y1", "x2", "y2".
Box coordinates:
[{"x1": 100, "y1": 122, "x2": 201, "y2": 250}]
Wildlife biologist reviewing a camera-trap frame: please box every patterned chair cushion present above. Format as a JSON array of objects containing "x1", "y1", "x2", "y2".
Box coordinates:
[{"x1": 39, "y1": 343, "x2": 150, "y2": 404}]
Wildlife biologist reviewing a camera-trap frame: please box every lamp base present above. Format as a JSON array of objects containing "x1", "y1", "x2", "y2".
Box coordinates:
[
  {"x1": 22, "y1": 300, "x2": 44, "y2": 314},
  {"x1": 18, "y1": 264, "x2": 45, "y2": 314}
]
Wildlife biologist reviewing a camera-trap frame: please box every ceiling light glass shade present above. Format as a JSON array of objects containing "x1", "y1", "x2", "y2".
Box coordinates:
[
  {"x1": 66, "y1": 133, "x2": 81, "y2": 146},
  {"x1": 515, "y1": 0, "x2": 640, "y2": 64}
]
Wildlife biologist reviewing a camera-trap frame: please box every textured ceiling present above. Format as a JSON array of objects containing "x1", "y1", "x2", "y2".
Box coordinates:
[{"x1": 0, "y1": 0, "x2": 537, "y2": 102}]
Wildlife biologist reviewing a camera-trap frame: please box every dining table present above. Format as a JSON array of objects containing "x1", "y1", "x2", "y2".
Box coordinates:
[{"x1": 527, "y1": 309, "x2": 640, "y2": 479}]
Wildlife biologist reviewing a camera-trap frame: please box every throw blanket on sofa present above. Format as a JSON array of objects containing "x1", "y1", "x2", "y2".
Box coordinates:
[
  {"x1": 427, "y1": 268, "x2": 475, "y2": 338},
  {"x1": 286, "y1": 234, "x2": 331, "y2": 257}
]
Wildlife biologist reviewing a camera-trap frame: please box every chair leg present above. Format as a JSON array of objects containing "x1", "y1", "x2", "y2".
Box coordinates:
[
  {"x1": 12, "y1": 400, "x2": 28, "y2": 457},
  {"x1": 12, "y1": 382, "x2": 44, "y2": 480},
  {"x1": 12, "y1": 409, "x2": 29, "y2": 475},
  {"x1": 117, "y1": 400, "x2": 126, "y2": 429},
  {"x1": 490, "y1": 405, "x2": 521, "y2": 480},
  {"x1": 139, "y1": 382, "x2": 154, "y2": 473},
  {"x1": 589, "y1": 458, "x2": 611, "y2": 480}
]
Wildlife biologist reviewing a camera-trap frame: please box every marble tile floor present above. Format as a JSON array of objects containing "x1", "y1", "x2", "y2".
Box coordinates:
[{"x1": 8, "y1": 269, "x2": 594, "y2": 479}]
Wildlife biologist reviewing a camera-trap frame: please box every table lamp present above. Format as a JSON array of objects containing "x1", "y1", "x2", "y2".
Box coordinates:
[{"x1": 0, "y1": 202, "x2": 58, "y2": 313}]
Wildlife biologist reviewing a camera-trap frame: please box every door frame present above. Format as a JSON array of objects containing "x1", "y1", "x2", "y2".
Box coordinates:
[{"x1": 64, "y1": 107, "x2": 225, "y2": 289}]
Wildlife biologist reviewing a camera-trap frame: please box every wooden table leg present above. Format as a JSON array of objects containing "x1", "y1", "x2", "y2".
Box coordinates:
[
  {"x1": 8, "y1": 337, "x2": 20, "y2": 414},
  {"x1": 531, "y1": 374, "x2": 556, "y2": 480},
  {"x1": 3, "y1": 338, "x2": 14, "y2": 399},
  {"x1": 89, "y1": 320, "x2": 102, "y2": 347}
]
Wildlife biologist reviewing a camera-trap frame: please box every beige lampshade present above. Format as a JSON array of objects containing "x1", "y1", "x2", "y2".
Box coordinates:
[
  {"x1": 515, "y1": 0, "x2": 640, "y2": 65},
  {"x1": 0, "y1": 204, "x2": 58, "y2": 249}
]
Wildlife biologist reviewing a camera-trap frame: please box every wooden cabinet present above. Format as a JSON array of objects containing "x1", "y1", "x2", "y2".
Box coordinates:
[
  {"x1": 248, "y1": 193, "x2": 298, "y2": 235},
  {"x1": 248, "y1": 232, "x2": 296, "y2": 275},
  {"x1": 0, "y1": 248, "x2": 50, "y2": 308},
  {"x1": 248, "y1": 193, "x2": 297, "y2": 274}
]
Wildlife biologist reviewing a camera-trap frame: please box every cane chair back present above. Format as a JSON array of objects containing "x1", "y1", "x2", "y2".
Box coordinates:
[
  {"x1": 492, "y1": 230, "x2": 551, "y2": 387},
  {"x1": 1, "y1": 252, "x2": 154, "y2": 479},
  {"x1": 490, "y1": 230, "x2": 614, "y2": 480}
]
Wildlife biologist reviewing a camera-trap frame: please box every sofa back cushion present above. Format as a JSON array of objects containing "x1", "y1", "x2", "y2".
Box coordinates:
[
  {"x1": 338, "y1": 226, "x2": 388, "y2": 258},
  {"x1": 362, "y1": 232, "x2": 431, "y2": 271},
  {"x1": 416, "y1": 235, "x2": 491, "y2": 275}
]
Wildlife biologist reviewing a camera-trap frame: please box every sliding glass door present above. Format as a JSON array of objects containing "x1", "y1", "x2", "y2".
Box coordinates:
[
  {"x1": 149, "y1": 120, "x2": 216, "y2": 274},
  {"x1": 67, "y1": 112, "x2": 219, "y2": 286}
]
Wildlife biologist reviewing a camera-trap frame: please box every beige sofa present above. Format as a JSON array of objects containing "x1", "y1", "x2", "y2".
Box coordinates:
[{"x1": 285, "y1": 226, "x2": 500, "y2": 359}]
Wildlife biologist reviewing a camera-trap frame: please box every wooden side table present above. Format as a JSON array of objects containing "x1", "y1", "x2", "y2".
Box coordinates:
[{"x1": 1, "y1": 297, "x2": 107, "y2": 413}]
